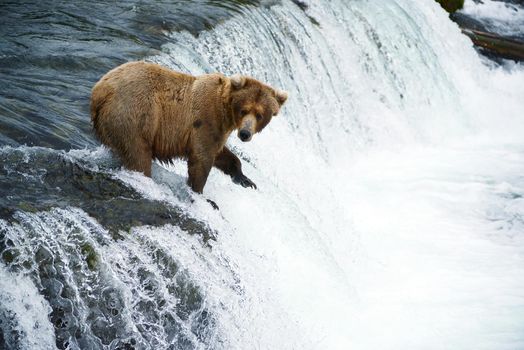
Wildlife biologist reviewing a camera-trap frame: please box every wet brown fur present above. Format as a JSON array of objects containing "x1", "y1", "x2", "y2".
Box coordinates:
[{"x1": 90, "y1": 61, "x2": 287, "y2": 193}]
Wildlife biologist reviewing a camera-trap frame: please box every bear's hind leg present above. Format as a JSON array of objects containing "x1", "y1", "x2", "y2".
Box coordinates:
[{"x1": 118, "y1": 139, "x2": 153, "y2": 177}]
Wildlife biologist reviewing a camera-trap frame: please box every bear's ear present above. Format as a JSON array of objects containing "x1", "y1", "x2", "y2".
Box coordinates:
[
  {"x1": 275, "y1": 89, "x2": 288, "y2": 106},
  {"x1": 230, "y1": 74, "x2": 247, "y2": 90}
]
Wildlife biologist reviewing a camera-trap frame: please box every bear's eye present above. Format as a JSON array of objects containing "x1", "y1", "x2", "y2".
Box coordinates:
[
  {"x1": 256, "y1": 114, "x2": 263, "y2": 121},
  {"x1": 241, "y1": 109, "x2": 249, "y2": 116}
]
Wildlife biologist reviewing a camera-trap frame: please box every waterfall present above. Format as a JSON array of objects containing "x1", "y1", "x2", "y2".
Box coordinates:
[{"x1": 1, "y1": 1, "x2": 523, "y2": 349}]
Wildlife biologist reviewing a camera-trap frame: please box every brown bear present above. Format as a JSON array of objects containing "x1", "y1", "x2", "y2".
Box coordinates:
[{"x1": 90, "y1": 61, "x2": 288, "y2": 194}]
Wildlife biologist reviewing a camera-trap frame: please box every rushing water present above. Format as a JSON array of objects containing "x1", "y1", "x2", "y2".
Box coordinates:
[
  {"x1": 1, "y1": 0, "x2": 524, "y2": 349},
  {"x1": 459, "y1": 0, "x2": 524, "y2": 40}
]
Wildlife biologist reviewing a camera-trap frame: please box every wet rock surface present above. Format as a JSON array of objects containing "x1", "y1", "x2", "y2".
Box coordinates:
[{"x1": 0, "y1": 147, "x2": 213, "y2": 238}]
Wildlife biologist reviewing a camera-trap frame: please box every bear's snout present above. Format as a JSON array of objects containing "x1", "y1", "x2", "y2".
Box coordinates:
[
  {"x1": 238, "y1": 129, "x2": 252, "y2": 142},
  {"x1": 238, "y1": 114, "x2": 256, "y2": 142}
]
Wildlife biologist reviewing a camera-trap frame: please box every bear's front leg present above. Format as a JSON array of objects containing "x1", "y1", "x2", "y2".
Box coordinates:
[
  {"x1": 187, "y1": 154, "x2": 214, "y2": 194},
  {"x1": 214, "y1": 147, "x2": 257, "y2": 189}
]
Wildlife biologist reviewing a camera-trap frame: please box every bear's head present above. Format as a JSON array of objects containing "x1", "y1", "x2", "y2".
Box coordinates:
[{"x1": 228, "y1": 75, "x2": 288, "y2": 142}]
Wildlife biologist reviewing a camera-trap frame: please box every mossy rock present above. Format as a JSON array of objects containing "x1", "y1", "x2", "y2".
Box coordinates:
[
  {"x1": 81, "y1": 243, "x2": 98, "y2": 270},
  {"x1": 436, "y1": 0, "x2": 464, "y2": 13}
]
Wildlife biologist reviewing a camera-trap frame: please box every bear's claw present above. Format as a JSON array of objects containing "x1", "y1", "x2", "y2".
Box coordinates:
[{"x1": 233, "y1": 174, "x2": 257, "y2": 189}]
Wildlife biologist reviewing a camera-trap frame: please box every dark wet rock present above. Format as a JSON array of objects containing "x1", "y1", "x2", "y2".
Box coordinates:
[
  {"x1": 80, "y1": 242, "x2": 99, "y2": 271},
  {"x1": 0, "y1": 148, "x2": 215, "y2": 240},
  {"x1": 435, "y1": 0, "x2": 464, "y2": 13}
]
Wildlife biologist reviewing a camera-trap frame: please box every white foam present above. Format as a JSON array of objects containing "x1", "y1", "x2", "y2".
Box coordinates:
[{"x1": 0, "y1": 264, "x2": 57, "y2": 349}]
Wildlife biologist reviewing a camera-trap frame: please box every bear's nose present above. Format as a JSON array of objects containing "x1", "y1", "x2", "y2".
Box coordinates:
[{"x1": 239, "y1": 129, "x2": 252, "y2": 142}]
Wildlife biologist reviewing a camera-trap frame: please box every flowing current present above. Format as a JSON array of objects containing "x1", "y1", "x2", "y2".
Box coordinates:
[{"x1": 1, "y1": 1, "x2": 524, "y2": 349}]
